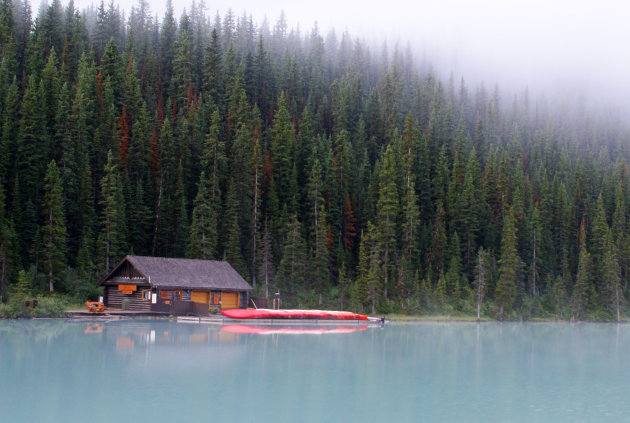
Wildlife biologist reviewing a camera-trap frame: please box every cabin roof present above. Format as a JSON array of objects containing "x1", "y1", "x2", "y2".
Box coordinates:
[{"x1": 102, "y1": 255, "x2": 253, "y2": 291}]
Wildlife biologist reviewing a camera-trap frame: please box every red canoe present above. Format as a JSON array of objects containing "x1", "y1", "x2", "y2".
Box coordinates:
[{"x1": 221, "y1": 308, "x2": 369, "y2": 321}]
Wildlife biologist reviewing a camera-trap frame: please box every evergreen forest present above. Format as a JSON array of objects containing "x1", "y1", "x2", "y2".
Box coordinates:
[{"x1": 1, "y1": 0, "x2": 630, "y2": 320}]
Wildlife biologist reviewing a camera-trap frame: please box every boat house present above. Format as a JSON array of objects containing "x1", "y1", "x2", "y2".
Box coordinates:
[{"x1": 101, "y1": 256, "x2": 253, "y2": 314}]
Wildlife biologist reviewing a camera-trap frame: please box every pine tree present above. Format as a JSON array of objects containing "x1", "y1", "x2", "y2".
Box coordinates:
[
  {"x1": 257, "y1": 219, "x2": 274, "y2": 299},
  {"x1": 117, "y1": 106, "x2": 130, "y2": 170},
  {"x1": 100, "y1": 37, "x2": 124, "y2": 109},
  {"x1": 459, "y1": 149, "x2": 482, "y2": 274},
  {"x1": 11, "y1": 270, "x2": 32, "y2": 316},
  {"x1": 187, "y1": 171, "x2": 217, "y2": 259},
  {"x1": 41, "y1": 160, "x2": 66, "y2": 292},
  {"x1": 93, "y1": 1, "x2": 110, "y2": 59},
  {"x1": 171, "y1": 18, "x2": 192, "y2": 106},
  {"x1": 203, "y1": 28, "x2": 224, "y2": 108},
  {"x1": 307, "y1": 155, "x2": 325, "y2": 243},
  {"x1": 270, "y1": 92, "x2": 295, "y2": 210},
  {"x1": 446, "y1": 232, "x2": 463, "y2": 307},
  {"x1": 529, "y1": 204, "x2": 543, "y2": 298},
  {"x1": 355, "y1": 224, "x2": 381, "y2": 314},
  {"x1": 158, "y1": 0, "x2": 177, "y2": 102},
  {"x1": 338, "y1": 262, "x2": 349, "y2": 310},
  {"x1": 611, "y1": 182, "x2": 629, "y2": 289},
  {"x1": 474, "y1": 247, "x2": 489, "y2": 320},
  {"x1": 428, "y1": 200, "x2": 448, "y2": 279},
  {"x1": 126, "y1": 177, "x2": 151, "y2": 255},
  {"x1": 98, "y1": 151, "x2": 127, "y2": 272},
  {"x1": 495, "y1": 207, "x2": 523, "y2": 319},
  {"x1": 433, "y1": 145, "x2": 449, "y2": 207},
  {"x1": 591, "y1": 193, "x2": 609, "y2": 292},
  {"x1": 275, "y1": 215, "x2": 307, "y2": 302},
  {"x1": 342, "y1": 193, "x2": 358, "y2": 253},
  {"x1": 375, "y1": 145, "x2": 400, "y2": 299},
  {"x1": 0, "y1": 0, "x2": 16, "y2": 73},
  {"x1": 224, "y1": 212, "x2": 247, "y2": 279},
  {"x1": 401, "y1": 182, "x2": 420, "y2": 273},
  {"x1": 573, "y1": 221, "x2": 593, "y2": 319},
  {"x1": 0, "y1": 75, "x2": 18, "y2": 180},
  {"x1": 202, "y1": 109, "x2": 225, "y2": 200},
  {"x1": 0, "y1": 180, "x2": 16, "y2": 301},
  {"x1": 401, "y1": 113, "x2": 419, "y2": 188},
  {"x1": 17, "y1": 75, "x2": 48, "y2": 203},
  {"x1": 250, "y1": 123, "x2": 262, "y2": 287},
  {"x1": 435, "y1": 271, "x2": 449, "y2": 309},
  {"x1": 549, "y1": 275, "x2": 569, "y2": 319},
  {"x1": 173, "y1": 161, "x2": 190, "y2": 256},
  {"x1": 312, "y1": 203, "x2": 329, "y2": 305},
  {"x1": 601, "y1": 231, "x2": 623, "y2": 321},
  {"x1": 41, "y1": 49, "x2": 60, "y2": 136},
  {"x1": 152, "y1": 118, "x2": 177, "y2": 255}
]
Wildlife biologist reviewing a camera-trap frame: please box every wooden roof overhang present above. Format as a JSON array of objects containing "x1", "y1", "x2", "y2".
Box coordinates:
[
  {"x1": 101, "y1": 257, "x2": 152, "y2": 287},
  {"x1": 100, "y1": 256, "x2": 254, "y2": 292}
]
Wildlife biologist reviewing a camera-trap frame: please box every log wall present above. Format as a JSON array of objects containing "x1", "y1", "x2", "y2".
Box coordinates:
[{"x1": 104, "y1": 285, "x2": 152, "y2": 311}]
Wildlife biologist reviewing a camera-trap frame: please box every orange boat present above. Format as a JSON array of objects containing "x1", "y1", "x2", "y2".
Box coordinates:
[{"x1": 85, "y1": 301, "x2": 107, "y2": 313}]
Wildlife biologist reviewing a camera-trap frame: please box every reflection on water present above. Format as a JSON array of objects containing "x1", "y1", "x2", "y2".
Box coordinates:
[
  {"x1": 1, "y1": 320, "x2": 629, "y2": 423},
  {"x1": 81, "y1": 320, "x2": 369, "y2": 352},
  {"x1": 221, "y1": 324, "x2": 368, "y2": 335},
  {"x1": 84, "y1": 322, "x2": 105, "y2": 334}
]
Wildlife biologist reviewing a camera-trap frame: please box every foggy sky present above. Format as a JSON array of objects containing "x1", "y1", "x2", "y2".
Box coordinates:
[{"x1": 73, "y1": 0, "x2": 630, "y2": 109}]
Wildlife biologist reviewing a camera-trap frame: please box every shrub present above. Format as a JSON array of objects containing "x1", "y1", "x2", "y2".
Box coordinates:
[
  {"x1": 0, "y1": 301, "x2": 28, "y2": 318},
  {"x1": 31, "y1": 296, "x2": 66, "y2": 318}
]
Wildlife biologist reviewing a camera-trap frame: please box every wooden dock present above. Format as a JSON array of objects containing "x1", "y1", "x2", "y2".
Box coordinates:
[
  {"x1": 66, "y1": 309, "x2": 170, "y2": 319},
  {"x1": 66, "y1": 309, "x2": 386, "y2": 326}
]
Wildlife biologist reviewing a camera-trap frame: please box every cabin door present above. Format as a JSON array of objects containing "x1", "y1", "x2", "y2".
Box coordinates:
[
  {"x1": 191, "y1": 291, "x2": 210, "y2": 304},
  {"x1": 221, "y1": 292, "x2": 239, "y2": 310}
]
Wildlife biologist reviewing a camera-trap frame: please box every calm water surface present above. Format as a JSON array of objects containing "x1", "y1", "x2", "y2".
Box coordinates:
[{"x1": 1, "y1": 319, "x2": 629, "y2": 422}]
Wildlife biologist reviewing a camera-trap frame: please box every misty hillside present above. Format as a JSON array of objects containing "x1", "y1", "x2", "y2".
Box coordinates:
[{"x1": 0, "y1": 0, "x2": 629, "y2": 319}]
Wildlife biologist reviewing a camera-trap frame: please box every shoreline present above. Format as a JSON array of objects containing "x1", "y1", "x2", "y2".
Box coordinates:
[{"x1": 381, "y1": 314, "x2": 629, "y2": 323}]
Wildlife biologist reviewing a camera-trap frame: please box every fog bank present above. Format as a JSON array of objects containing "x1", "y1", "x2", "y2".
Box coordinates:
[{"x1": 73, "y1": 0, "x2": 630, "y2": 111}]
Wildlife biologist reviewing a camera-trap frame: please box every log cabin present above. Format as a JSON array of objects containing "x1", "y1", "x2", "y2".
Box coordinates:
[{"x1": 101, "y1": 256, "x2": 253, "y2": 314}]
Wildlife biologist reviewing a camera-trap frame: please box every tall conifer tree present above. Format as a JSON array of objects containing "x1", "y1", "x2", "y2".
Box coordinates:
[
  {"x1": 495, "y1": 207, "x2": 523, "y2": 319},
  {"x1": 98, "y1": 151, "x2": 127, "y2": 272},
  {"x1": 41, "y1": 160, "x2": 66, "y2": 292}
]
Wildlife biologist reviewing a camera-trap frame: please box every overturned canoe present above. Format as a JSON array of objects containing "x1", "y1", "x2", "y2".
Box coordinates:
[{"x1": 221, "y1": 308, "x2": 369, "y2": 320}]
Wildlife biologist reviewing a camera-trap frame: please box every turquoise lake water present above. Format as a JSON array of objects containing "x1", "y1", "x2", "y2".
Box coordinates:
[{"x1": 1, "y1": 320, "x2": 629, "y2": 422}]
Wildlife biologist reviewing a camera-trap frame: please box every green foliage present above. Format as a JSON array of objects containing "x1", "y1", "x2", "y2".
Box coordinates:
[
  {"x1": 275, "y1": 215, "x2": 307, "y2": 300},
  {"x1": 41, "y1": 160, "x2": 67, "y2": 292},
  {"x1": 0, "y1": 270, "x2": 32, "y2": 317},
  {"x1": 98, "y1": 151, "x2": 127, "y2": 272},
  {"x1": 63, "y1": 267, "x2": 101, "y2": 301},
  {"x1": 29, "y1": 296, "x2": 66, "y2": 318},
  {"x1": 0, "y1": 2, "x2": 629, "y2": 321},
  {"x1": 187, "y1": 172, "x2": 218, "y2": 259},
  {"x1": 495, "y1": 207, "x2": 523, "y2": 319}
]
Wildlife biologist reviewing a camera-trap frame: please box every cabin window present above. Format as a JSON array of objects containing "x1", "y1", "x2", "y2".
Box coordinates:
[
  {"x1": 142, "y1": 290, "x2": 151, "y2": 300},
  {"x1": 160, "y1": 291, "x2": 170, "y2": 300},
  {"x1": 212, "y1": 293, "x2": 220, "y2": 304},
  {"x1": 174, "y1": 290, "x2": 183, "y2": 301}
]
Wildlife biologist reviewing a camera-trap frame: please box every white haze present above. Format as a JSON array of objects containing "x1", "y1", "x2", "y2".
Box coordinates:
[{"x1": 74, "y1": 0, "x2": 630, "y2": 111}]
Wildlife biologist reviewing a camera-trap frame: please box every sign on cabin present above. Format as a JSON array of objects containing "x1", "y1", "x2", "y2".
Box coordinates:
[{"x1": 118, "y1": 284, "x2": 137, "y2": 295}]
